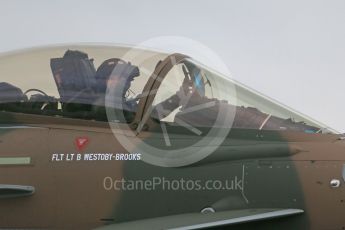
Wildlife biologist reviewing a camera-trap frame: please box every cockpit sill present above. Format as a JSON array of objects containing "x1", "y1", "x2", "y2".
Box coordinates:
[{"x1": 0, "y1": 111, "x2": 339, "y2": 144}]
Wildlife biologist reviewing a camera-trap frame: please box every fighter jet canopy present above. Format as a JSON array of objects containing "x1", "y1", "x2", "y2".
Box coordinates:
[{"x1": 0, "y1": 44, "x2": 335, "y2": 134}]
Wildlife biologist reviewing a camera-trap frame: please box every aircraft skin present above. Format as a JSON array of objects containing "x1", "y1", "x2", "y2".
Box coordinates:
[{"x1": 0, "y1": 45, "x2": 344, "y2": 230}]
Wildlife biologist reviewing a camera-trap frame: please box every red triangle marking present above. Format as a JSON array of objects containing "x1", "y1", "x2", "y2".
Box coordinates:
[{"x1": 75, "y1": 137, "x2": 89, "y2": 151}]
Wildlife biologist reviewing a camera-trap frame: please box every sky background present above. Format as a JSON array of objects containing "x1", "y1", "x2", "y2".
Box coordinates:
[{"x1": 0, "y1": 0, "x2": 344, "y2": 132}]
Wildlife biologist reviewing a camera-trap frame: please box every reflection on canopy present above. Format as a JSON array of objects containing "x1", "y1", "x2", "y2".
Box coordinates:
[{"x1": 151, "y1": 58, "x2": 335, "y2": 134}]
